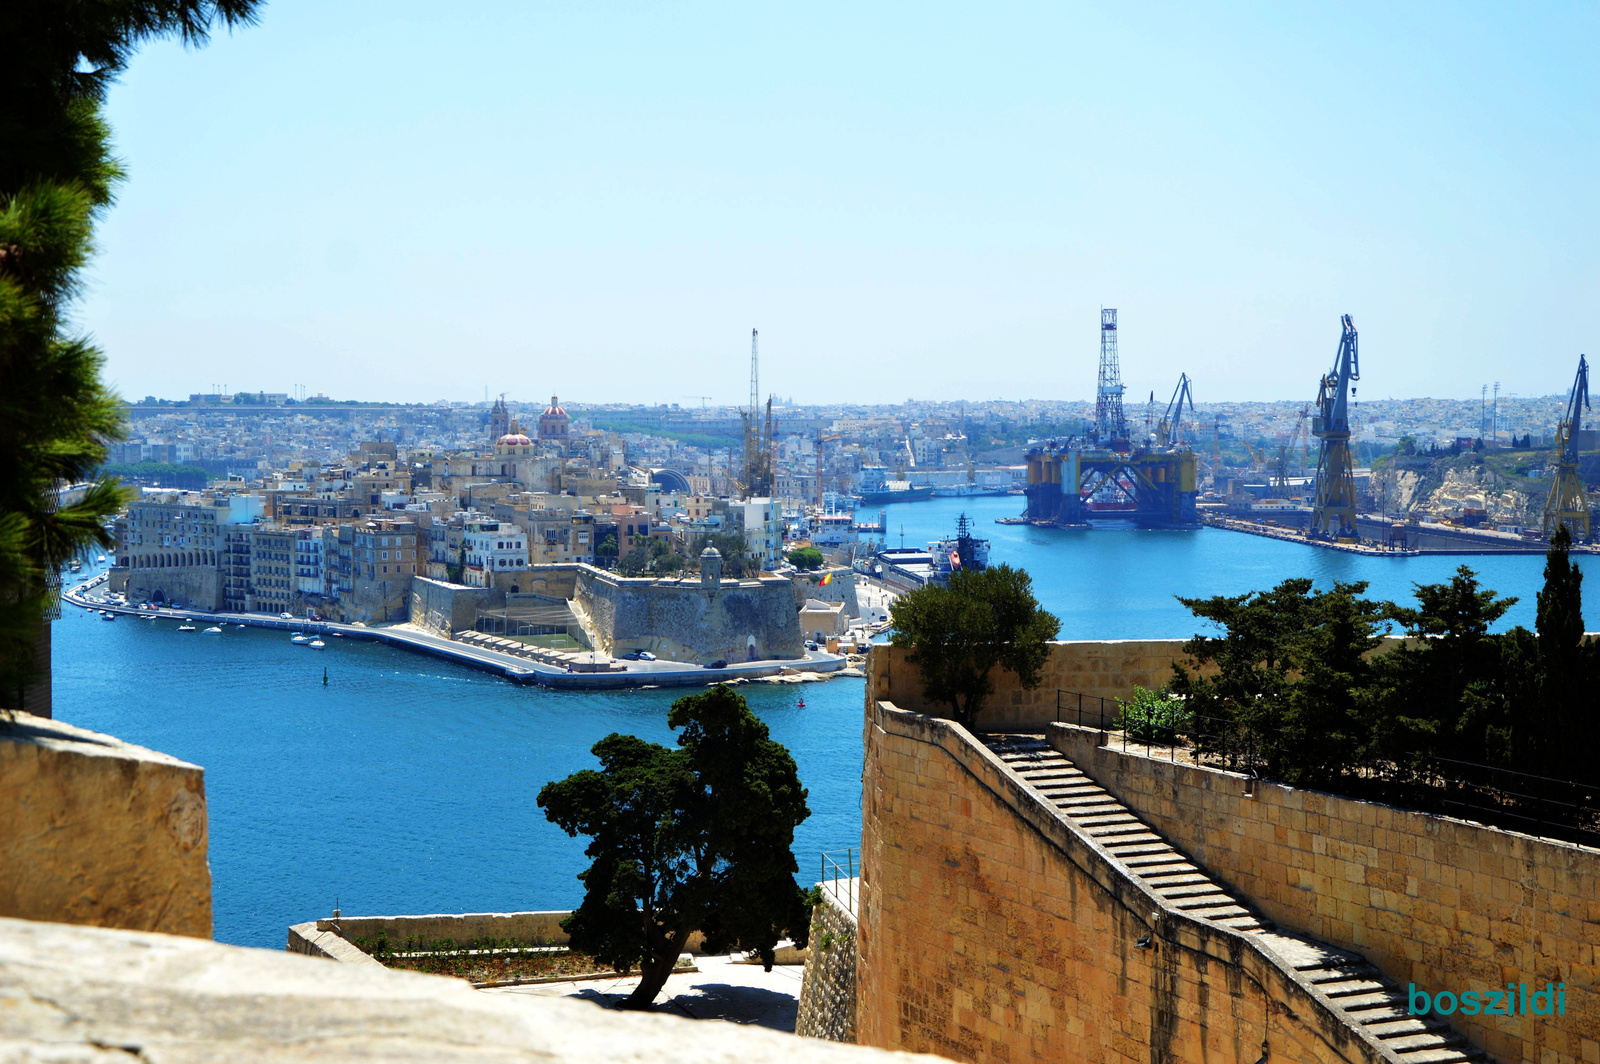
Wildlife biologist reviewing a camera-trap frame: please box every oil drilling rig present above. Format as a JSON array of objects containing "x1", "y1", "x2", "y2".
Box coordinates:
[
  {"x1": 1309, "y1": 315, "x2": 1361, "y2": 541},
  {"x1": 1022, "y1": 311, "x2": 1199, "y2": 528},
  {"x1": 1543, "y1": 353, "x2": 1591, "y2": 541}
]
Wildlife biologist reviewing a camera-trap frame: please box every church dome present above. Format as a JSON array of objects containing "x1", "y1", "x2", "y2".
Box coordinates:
[
  {"x1": 497, "y1": 433, "x2": 532, "y2": 446},
  {"x1": 543, "y1": 396, "x2": 567, "y2": 417}
]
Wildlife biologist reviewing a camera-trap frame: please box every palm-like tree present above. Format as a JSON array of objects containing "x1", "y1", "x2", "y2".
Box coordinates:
[{"x1": 0, "y1": 1, "x2": 261, "y2": 715}]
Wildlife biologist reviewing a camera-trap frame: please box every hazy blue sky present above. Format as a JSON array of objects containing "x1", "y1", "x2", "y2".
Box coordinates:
[{"x1": 84, "y1": 1, "x2": 1597, "y2": 407}]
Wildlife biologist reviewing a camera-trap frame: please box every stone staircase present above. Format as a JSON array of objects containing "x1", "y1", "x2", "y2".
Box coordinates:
[{"x1": 985, "y1": 735, "x2": 1488, "y2": 1064}]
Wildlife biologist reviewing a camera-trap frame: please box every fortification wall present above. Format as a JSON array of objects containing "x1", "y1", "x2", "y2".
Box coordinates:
[
  {"x1": 0, "y1": 713, "x2": 211, "y2": 938},
  {"x1": 1050, "y1": 723, "x2": 1599, "y2": 1064},
  {"x1": 866, "y1": 640, "x2": 1203, "y2": 728},
  {"x1": 859, "y1": 700, "x2": 1396, "y2": 1063},
  {"x1": 797, "y1": 884, "x2": 858, "y2": 1043},
  {"x1": 790, "y1": 568, "x2": 862, "y2": 619},
  {"x1": 519, "y1": 565, "x2": 580, "y2": 600},
  {"x1": 123, "y1": 566, "x2": 222, "y2": 610},
  {"x1": 409, "y1": 576, "x2": 490, "y2": 636},
  {"x1": 575, "y1": 566, "x2": 802, "y2": 664}
]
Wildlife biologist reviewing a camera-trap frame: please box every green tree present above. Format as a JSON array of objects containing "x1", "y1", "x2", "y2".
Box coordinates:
[
  {"x1": 538, "y1": 685, "x2": 812, "y2": 1009},
  {"x1": 1, "y1": 1, "x2": 260, "y2": 714},
  {"x1": 889, "y1": 564, "x2": 1060, "y2": 728},
  {"x1": 1170, "y1": 579, "x2": 1391, "y2": 786},
  {"x1": 695, "y1": 530, "x2": 752, "y2": 578},
  {"x1": 595, "y1": 532, "x2": 619, "y2": 566},
  {"x1": 1522, "y1": 524, "x2": 1591, "y2": 779},
  {"x1": 1377, "y1": 566, "x2": 1516, "y2": 765},
  {"x1": 786, "y1": 546, "x2": 824, "y2": 570}
]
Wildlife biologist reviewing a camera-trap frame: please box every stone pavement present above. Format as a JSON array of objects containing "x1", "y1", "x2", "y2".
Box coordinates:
[{"x1": 483, "y1": 952, "x2": 806, "y2": 1032}]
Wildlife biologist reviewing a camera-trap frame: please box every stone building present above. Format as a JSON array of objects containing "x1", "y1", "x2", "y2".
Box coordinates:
[{"x1": 537, "y1": 396, "x2": 570, "y2": 449}]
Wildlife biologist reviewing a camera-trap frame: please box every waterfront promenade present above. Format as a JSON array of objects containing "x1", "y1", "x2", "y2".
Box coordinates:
[{"x1": 63, "y1": 574, "x2": 848, "y2": 690}]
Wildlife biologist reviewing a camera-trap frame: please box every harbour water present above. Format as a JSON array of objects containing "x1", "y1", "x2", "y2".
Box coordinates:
[{"x1": 54, "y1": 496, "x2": 1595, "y2": 948}]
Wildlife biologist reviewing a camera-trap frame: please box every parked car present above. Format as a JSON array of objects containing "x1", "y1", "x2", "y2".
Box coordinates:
[
  {"x1": 804, "y1": 640, "x2": 818, "y2": 651},
  {"x1": 707, "y1": 659, "x2": 728, "y2": 669},
  {"x1": 280, "y1": 612, "x2": 293, "y2": 619},
  {"x1": 638, "y1": 651, "x2": 656, "y2": 661},
  {"x1": 618, "y1": 651, "x2": 641, "y2": 660}
]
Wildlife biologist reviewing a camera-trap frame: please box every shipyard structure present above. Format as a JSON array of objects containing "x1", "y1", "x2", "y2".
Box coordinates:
[{"x1": 1021, "y1": 309, "x2": 1201, "y2": 528}]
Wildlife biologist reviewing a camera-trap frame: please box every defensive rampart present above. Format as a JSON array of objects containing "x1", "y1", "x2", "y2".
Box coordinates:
[
  {"x1": 575, "y1": 565, "x2": 803, "y2": 664},
  {"x1": 798, "y1": 882, "x2": 859, "y2": 1043},
  {"x1": 1050, "y1": 723, "x2": 1599, "y2": 1064}
]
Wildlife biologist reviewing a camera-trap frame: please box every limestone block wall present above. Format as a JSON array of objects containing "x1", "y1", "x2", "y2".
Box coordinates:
[
  {"x1": 0, "y1": 713, "x2": 212, "y2": 938},
  {"x1": 122, "y1": 565, "x2": 222, "y2": 610},
  {"x1": 575, "y1": 565, "x2": 803, "y2": 664},
  {"x1": 797, "y1": 885, "x2": 858, "y2": 1042},
  {"x1": 409, "y1": 576, "x2": 490, "y2": 636},
  {"x1": 860, "y1": 699, "x2": 1410, "y2": 1064},
  {"x1": 866, "y1": 640, "x2": 1207, "y2": 729},
  {"x1": 1050, "y1": 723, "x2": 1600, "y2": 1064},
  {"x1": 790, "y1": 568, "x2": 862, "y2": 620}
]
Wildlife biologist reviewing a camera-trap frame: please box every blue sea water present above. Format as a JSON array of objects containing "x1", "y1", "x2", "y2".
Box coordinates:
[{"x1": 54, "y1": 499, "x2": 1595, "y2": 947}]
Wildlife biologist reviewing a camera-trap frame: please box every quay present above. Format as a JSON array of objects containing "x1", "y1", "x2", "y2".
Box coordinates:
[
  {"x1": 62, "y1": 573, "x2": 850, "y2": 690},
  {"x1": 1206, "y1": 515, "x2": 1590, "y2": 556}
]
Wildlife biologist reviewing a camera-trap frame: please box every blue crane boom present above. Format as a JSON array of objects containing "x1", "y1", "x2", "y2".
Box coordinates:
[
  {"x1": 1543, "y1": 353, "x2": 1591, "y2": 540},
  {"x1": 1310, "y1": 315, "x2": 1361, "y2": 541}
]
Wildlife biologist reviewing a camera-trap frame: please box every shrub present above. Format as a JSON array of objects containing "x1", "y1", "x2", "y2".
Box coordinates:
[{"x1": 1116, "y1": 687, "x2": 1193, "y2": 745}]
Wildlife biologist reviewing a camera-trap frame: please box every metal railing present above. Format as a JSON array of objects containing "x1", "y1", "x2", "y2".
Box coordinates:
[
  {"x1": 1053, "y1": 687, "x2": 1598, "y2": 846},
  {"x1": 818, "y1": 848, "x2": 856, "y2": 914}
]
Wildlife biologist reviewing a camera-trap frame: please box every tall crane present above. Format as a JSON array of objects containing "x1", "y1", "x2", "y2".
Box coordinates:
[
  {"x1": 1311, "y1": 315, "x2": 1360, "y2": 541},
  {"x1": 813, "y1": 432, "x2": 843, "y2": 508},
  {"x1": 1543, "y1": 354, "x2": 1591, "y2": 541},
  {"x1": 1154, "y1": 373, "x2": 1196, "y2": 449}
]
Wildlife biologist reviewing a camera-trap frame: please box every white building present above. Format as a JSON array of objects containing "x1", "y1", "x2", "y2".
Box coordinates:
[
  {"x1": 293, "y1": 529, "x2": 324, "y2": 595},
  {"x1": 734, "y1": 497, "x2": 783, "y2": 571},
  {"x1": 462, "y1": 520, "x2": 529, "y2": 587}
]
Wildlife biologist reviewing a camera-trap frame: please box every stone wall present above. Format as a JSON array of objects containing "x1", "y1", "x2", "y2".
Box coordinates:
[
  {"x1": 859, "y1": 699, "x2": 1418, "y2": 1064},
  {"x1": 288, "y1": 910, "x2": 708, "y2": 958},
  {"x1": 0, "y1": 713, "x2": 211, "y2": 938},
  {"x1": 1050, "y1": 723, "x2": 1599, "y2": 1064},
  {"x1": 797, "y1": 883, "x2": 858, "y2": 1043},
  {"x1": 121, "y1": 564, "x2": 222, "y2": 611},
  {"x1": 575, "y1": 565, "x2": 803, "y2": 664},
  {"x1": 409, "y1": 576, "x2": 491, "y2": 636},
  {"x1": 866, "y1": 640, "x2": 1203, "y2": 728},
  {"x1": 790, "y1": 567, "x2": 862, "y2": 620}
]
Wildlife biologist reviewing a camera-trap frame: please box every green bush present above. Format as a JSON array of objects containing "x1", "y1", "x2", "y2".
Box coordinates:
[{"x1": 1115, "y1": 687, "x2": 1192, "y2": 745}]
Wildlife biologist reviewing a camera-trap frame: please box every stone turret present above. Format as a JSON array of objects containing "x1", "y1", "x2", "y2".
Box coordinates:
[{"x1": 699, "y1": 545, "x2": 722, "y2": 590}]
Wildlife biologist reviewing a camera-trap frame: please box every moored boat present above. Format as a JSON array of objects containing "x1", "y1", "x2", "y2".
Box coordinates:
[
  {"x1": 308, "y1": 639, "x2": 326, "y2": 649},
  {"x1": 177, "y1": 621, "x2": 197, "y2": 631},
  {"x1": 290, "y1": 633, "x2": 310, "y2": 645},
  {"x1": 203, "y1": 626, "x2": 223, "y2": 634}
]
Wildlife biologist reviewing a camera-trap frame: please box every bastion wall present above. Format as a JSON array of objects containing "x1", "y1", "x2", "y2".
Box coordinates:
[
  {"x1": 797, "y1": 884, "x2": 859, "y2": 1043},
  {"x1": 116, "y1": 564, "x2": 222, "y2": 611},
  {"x1": 574, "y1": 565, "x2": 803, "y2": 664},
  {"x1": 410, "y1": 576, "x2": 490, "y2": 635},
  {"x1": 1050, "y1": 723, "x2": 1600, "y2": 1064}
]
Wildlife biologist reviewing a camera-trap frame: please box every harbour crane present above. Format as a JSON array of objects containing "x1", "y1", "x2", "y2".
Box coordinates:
[
  {"x1": 813, "y1": 432, "x2": 843, "y2": 508},
  {"x1": 1311, "y1": 315, "x2": 1360, "y2": 542},
  {"x1": 1543, "y1": 354, "x2": 1591, "y2": 541},
  {"x1": 1154, "y1": 374, "x2": 1196, "y2": 449},
  {"x1": 1272, "y1": 407, "x2": 1310, "y2": 498}
]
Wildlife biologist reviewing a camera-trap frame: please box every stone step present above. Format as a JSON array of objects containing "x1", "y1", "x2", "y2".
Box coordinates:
[
  {"x1": 1216, "y1": 915, "x2": 1266, "y2": 930},
  {"x1": 1317, "y1": 978, "x2": 1392, "y2": 999},
  {"x1": 1144, "y1": 873, "x2": 1211, "y2": 888},
  {"x1": 1099, "y1": 842, "x2": 1175, "y2": 858},
  {"x1": 1062, "y1": 804, "x2": 1128, "y2": 818},
  {"x1": 1083, "y1": 823, "x2": 1151, "y2": 838},
  {"x1": 1073, "y1": 813, "x2": 1140, "y2": 827},
  {"x1": 1388, "y1": 1050, "x2": 1477, "y2": 1064},
  {"x1": 1154, "y1": 883, "x2": 1231, "y2": 900},
  {"x1": 1188, "y1": 904, "x2": 1253, "y2": 921}
]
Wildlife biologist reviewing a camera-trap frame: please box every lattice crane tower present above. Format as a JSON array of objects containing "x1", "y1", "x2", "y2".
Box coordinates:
[
  {"x1": 1543, "y1": 353, "x2": 1591, "y2": 541},
  {"x1": 1094, "y1": 308, "x2": 1128, "y2": 447},
  {"x1": 1311, "y1": 315, "x2": 1361, "y2": 541}
]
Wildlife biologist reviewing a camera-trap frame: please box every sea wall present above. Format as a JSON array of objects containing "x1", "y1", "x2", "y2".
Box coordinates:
[
  {"x1": 575, "y1": 565, "x2": 803, "y2": 664},
  {"x1": 858, "y1": 699, "x2": 1396, "y2": 1063},
  {"x1": 797, "y1": 883, "x2": 859, "y2": 1043},
  {"x1": 1050, "y1": 723, "x2": 1600, "y2": 1064},
  {"x1": 0, "y1": 713, "x2": 212, "y2": 938},
  {"x1": 121, "y1": 564, "x2": 222, "y2": 611}
]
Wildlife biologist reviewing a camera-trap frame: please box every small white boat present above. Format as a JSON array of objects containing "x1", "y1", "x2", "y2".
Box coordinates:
[
  {"x1": 177, "y1": 622, "x2": 197, "y2": 632},
  {"x1": 96, "y1": 555, "x2": 106, "y2": 563},
  {"x1": 100, "y1": 611, "x2": 116, "y2": 621},
  {"x1": 290, "y1": 633, "x2": 310, "y2": 645},
  {"x1": 203, "y1": 626, "x2": 223, "y2": 634},
  {"x1": 236, "y1": 623, "x2": 246, "y2": 628},
  {"x1": 308, "y1": 639, "x2": 326, "y2": 649}
]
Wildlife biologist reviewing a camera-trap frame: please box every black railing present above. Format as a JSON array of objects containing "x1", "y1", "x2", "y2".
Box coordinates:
[{"x1": 1052, "y1": 688, "x2": 1598, "y2": 847}]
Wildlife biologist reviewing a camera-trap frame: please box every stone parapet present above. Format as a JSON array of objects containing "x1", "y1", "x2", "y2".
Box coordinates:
[
  {"x1": 1, "y1": 915, "x2": 926, "y2": 1063},
  {"x1": 0, "y1": 712, "x2": 211, "y2": 938}
]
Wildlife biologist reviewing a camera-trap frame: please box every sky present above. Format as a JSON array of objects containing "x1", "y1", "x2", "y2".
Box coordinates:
[{"x1": 82, "y1": 1, "x2": 1599, "y2": 408}]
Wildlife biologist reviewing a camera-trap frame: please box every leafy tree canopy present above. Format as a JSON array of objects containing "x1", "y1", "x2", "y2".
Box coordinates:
[
  {"x1": 695, "y1": 530, "x2": 754, "y2": 578},
  {"x1": 538, "y1": 685, "x2": 811, "y2": 1009},
  {"x1": 786, "y1": 546, "x2": 824, "y2": 570},
  {"x1": 889, "y1": 563, "x2": 1060, "y2": 727}
]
